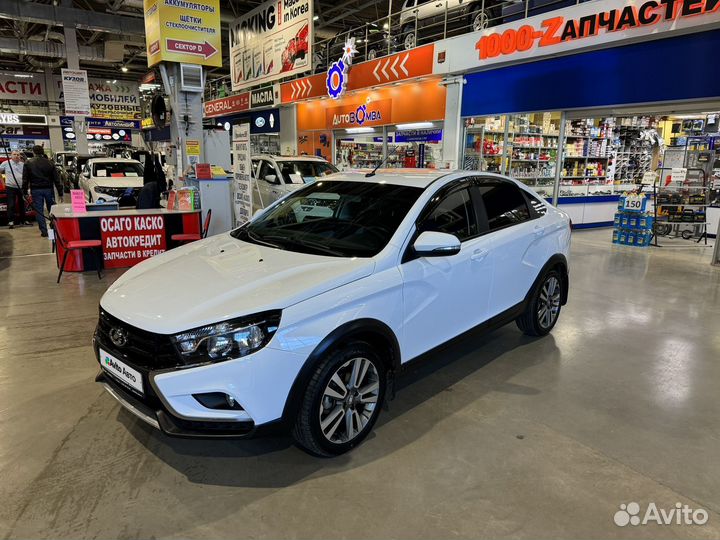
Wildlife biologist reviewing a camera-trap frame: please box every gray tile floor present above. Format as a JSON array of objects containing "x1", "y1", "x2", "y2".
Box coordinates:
[{"x1": 1, "y1": 225, "x2": 719, "y2": 539}]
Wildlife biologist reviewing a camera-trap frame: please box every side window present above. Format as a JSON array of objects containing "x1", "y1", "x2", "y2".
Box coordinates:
[
  {"x1": 526, "y1": 194, "x2": 548, "y2": 217},
  {"x1": 478, "y1": 182, "x2": 532, "y2": 231},
  {"x1": 418, "y1": 188, "x2": 478, "y2": 241},
  {"x1": 258, "y1": 161, "x2": 276, "y2": 183}
]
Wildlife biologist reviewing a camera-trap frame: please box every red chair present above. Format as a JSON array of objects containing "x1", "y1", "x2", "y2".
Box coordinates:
[
  {"x1": 50, "y1": 216, "x2": 103, "y2": 283},
  {"x1": 171, "y1": 209, "x2": 212, "y2": 244}
]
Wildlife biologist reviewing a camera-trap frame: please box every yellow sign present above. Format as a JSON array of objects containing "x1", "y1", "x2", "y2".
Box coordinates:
[
  {"x1": 185, "y1": 139, "x2": 201, "y2": 156},
  {"x1": 144, "y1": 0, "x2": 222, "y2": 67}
]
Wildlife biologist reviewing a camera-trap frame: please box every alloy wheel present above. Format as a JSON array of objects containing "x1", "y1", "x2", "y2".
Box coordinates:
[
  {"x1": 537, "y1": 276, "x2": 561, "y2": 329},
  {"x1": 319, "y1": 357, "x2": 380, "y2": 444},
  {"x1": 472, "y1": 11, "x2": 489, "y2": 31},
  {"x1": 404, "y1": 32, "x2": 416, "y2": 50}
]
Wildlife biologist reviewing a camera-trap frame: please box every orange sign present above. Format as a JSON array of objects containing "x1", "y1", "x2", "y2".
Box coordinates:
[
  {"x1": 326, "y1": 99, "x2": 392, "y2": 129},
  {"x1": 297, "y1": 78, "x2": 446, "y2": 131},
  {"x1": 281, "y1": 44, "x2": 435, "y2": 104}
]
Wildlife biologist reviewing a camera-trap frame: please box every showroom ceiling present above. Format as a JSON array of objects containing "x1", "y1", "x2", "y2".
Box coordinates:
[{"x1": 0, "y1": 0, "x2": 394, "y2": 82}]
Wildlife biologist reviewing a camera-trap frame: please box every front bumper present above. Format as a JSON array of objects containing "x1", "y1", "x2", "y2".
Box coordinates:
[
  {"x1": 93, "y1": 310, "x2": 307, "y2": 438},
  {"x1": 97, "y1": 371, "x2": 258, "y2": 438}
]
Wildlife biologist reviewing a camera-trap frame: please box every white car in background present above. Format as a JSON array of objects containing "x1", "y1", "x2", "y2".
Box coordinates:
[
  {"x1": 251, "y1": 155, "x2": 338, "y2": 212},
  {"x1": 95, "y1": 170, "x2": 571, "y2": 456},
  {"x1": 80, "y1": 158, "x2": 144, "y2": 206}
]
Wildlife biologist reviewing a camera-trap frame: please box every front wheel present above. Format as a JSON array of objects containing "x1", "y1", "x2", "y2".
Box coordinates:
[
  {"x1": 292, "y1": 342, "x2": 386, "y2": 456},
  {"x1": 516, "y1": 269, "x2": 563, "y2": 336}
]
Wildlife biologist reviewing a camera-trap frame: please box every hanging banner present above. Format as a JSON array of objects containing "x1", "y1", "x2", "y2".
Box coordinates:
[
  {"x1": 231, "y1": 123, "x2": 253, "y2": 226},
  {"x1": 55, "y1": 77, "x2": 141, "y2": 120},
  {"x1": 0, "y1": 73, "x2": 47, "y2": 102},
  {"x1": 229, "y1": 0, "x2": 313, "y2": 92},
  {"x1": 60, "y1": 117, "x2": 141, "y2": 130},
  {"x1": 433, "y1": 0, "x2": 720, "y2": 75},
  {"x1": 61, "y1": 69, "x2": 91, "y2": 117},
  {"x1": 144, "y1": 0, "x2": 222, "y2": 67}
]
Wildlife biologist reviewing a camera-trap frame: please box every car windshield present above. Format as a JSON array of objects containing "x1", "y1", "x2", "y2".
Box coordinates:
[
  {"x1": 232, "y1": 180, "x2": 422, "y2": 257},
  {"x1": 276, "y1": 160, "x2": 339, "y2": 185},
  {"x1": 93, "y1": 162, "x2": 143, "y2": 178}
]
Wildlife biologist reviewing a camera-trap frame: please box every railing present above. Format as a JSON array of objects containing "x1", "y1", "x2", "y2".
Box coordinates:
[{"x1": 205, "y1": 0, "x2": 587, "y2": 99}]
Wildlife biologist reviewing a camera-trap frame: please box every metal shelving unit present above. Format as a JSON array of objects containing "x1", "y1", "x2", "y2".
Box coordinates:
[{"x1": 652, "y1": 167, "x2": 709, "y2": 246}]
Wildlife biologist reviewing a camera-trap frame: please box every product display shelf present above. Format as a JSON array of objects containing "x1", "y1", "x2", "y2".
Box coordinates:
[{"x1": 652, "y1": 167, "x2": 709, "y2": 246}]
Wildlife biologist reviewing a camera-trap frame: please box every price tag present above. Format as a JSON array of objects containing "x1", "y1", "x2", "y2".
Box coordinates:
[
  {"x1": 670, "y1": 168, "x2": 687, "y2": 183},
  {"x1": 623, "y1": 195, "x2": 645, "y2": 212},
  {"x1": 641, "y1": 171, "x2": 657, "y2": 185}
]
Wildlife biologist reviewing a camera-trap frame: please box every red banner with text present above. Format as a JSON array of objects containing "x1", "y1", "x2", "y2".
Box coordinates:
[{"x1": 100, "y1": 215, "x2": 167, "y2": 269}]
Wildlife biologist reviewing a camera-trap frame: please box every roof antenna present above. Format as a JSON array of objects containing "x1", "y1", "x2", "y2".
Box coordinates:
[{"x1": 365, "y1": 144, "x2": 400, "y2": 177}]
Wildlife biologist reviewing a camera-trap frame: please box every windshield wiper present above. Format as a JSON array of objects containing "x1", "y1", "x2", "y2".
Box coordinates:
[{"x1": 263, "y1": 235, "x2": 345, "y2": 257}]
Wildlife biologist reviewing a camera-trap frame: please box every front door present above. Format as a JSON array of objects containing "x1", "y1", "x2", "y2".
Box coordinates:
[{"x1": 399, "y1": 183, "x2": 493, "y2": 362}]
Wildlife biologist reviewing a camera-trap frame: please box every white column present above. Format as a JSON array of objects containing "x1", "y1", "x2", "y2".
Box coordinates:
[
  {"x1": 279, "y1": 105, "x2": 297, "y2": 155},
  {"x1": 62, "y1": 27, "x2": 90, "y2": 154},
  {"x1": 441, "y1": 75, "x2": 464, "y2": 170}
]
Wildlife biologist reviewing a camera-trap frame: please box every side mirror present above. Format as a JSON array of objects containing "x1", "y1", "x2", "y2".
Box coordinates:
[
  {"x1": 82, "y1": 170, "x2": 90, "y2": 178},
  {"x1": 264, "y1": 174, "x2": 277, "y2": 183},
  {"x1": 413, "y1": 231, "x2": 461, "y2": 257}
]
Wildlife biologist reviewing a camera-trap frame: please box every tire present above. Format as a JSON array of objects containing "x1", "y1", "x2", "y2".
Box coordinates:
[
  {"x1": 516, "y1": 269, "x2": 563, "y2": 337},
  {"x1": 292, "y1": 341, "x2": 386, "y2": 457},
  {"x1": 402, "y1": 25, "x2": 416, "y2": 50},
  {"x1": 468, "y1": 2, "x2": 500, "y2": 31}
]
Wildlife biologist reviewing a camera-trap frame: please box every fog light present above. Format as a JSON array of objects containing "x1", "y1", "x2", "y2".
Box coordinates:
[{"x1": 193, "y1": 392, "x2": 243, "y2": 410}]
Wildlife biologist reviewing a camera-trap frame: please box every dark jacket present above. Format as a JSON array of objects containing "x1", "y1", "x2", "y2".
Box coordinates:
[{"x1": 22, "y1": 156, "x2": 63, "y2": 195}]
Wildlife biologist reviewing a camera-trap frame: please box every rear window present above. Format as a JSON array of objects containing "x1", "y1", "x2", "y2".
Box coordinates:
[{"x1": 93, "y1": 162, "x2": 144, "y2": 178}]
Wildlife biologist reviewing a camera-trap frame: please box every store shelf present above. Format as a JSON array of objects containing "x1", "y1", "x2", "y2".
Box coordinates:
[
  {"x1": 656, "y1": 204, "x2": 708, "y2": 208},
  {"x1": 562, "y1": 176, "x2": 607, "y2": 179}
]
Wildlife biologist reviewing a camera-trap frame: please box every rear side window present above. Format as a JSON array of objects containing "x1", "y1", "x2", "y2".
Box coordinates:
[
  {"x1": 478, "y1": 182, "x2": 531, "y2": 231},
  {"x1": 527, "y1": 194, "x2": 548, "y2": 217},
  {"x1": 418, "y1": 188, "x2": 478, "y2": 241}
]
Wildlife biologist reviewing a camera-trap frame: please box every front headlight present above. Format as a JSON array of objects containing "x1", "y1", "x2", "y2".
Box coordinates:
[{"x1": 171, "y1": 310, "x2": 281, "y2": 362}]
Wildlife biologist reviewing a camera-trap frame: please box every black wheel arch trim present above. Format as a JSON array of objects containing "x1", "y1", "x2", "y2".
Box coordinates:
[
  {"x1": 281, "y1": 318, "x2": 401, "y2": 425},
  {"x1": 528, "y1": 254, "x2": 569, "y2": 306}
]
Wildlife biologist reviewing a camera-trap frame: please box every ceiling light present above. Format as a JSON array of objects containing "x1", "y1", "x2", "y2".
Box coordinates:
[
  {"x1": 105, "y1": 80, "x2": 111, "y2": 83},
  {"x1": 112, "y1": 79, "x2": 117, "y2": 84},
  {"x1": 313, "y1": 15, "x2": 319, "y2": 20},
  {"x1": 13, "y1": 73, "x2": 33, "y2": 78},
  {"x1": 121, "y1": 66, "x2": 128, "y2": 73},
  {"x1": 346, "y1": 127, "x2": 374, "y2": 133},
  {"x1": 396, "y1": 122, "x2": 433, "y2": 130},
  {"x1": 383, "y1": 23, "x2": 389, "y2": 29}
]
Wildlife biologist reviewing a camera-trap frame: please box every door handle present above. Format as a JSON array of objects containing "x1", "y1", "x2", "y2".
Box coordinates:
[
  {"x1": 471, "y1": 248, "x2": 489, "y2": 261},
  {"x1": 533, "y1": 225, "x2": 545, "y2": 237}
]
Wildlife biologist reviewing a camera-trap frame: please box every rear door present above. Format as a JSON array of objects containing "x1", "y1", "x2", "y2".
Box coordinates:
[{"x1": 475, "y1": 179, "x2": 545, "y2": 316}]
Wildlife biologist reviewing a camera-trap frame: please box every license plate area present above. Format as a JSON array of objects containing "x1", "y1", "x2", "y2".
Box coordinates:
[{"x1": 99, "y1": 348, "x2": 144, "y2": 395}]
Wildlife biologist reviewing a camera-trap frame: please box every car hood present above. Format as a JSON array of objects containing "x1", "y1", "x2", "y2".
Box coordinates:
[
  {"x1": 92, "y1": 177, "x2": 144, "y2": 188},
  {"x1": 100, "y1": 233, "x2": 375, "y2": 334}
]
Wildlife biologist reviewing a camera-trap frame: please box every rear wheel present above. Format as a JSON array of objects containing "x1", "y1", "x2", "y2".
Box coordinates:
[
  {"x1": 292, "y1": 342, "x2": 386, "y2": 456},
  {"x1": 469, "y1": 2, "x2": 499, "y2": 31},
  {"x1": 516, "y1": 269, "x2": 563, "y2": 336},
  {"x1": 402, "y1": 25, "x2": 416, "y2": 50}
]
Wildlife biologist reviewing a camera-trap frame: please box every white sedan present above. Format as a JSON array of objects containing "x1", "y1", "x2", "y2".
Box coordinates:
[
  {"x1": 251, "y1": 155, "x2": 338, "y2": 213},
  {"x1": 79, "y1": 158, "x2": 144, "y2": 206},
  {"x1": 95, "y1": 170, "x2": 571, "y2": 456}
]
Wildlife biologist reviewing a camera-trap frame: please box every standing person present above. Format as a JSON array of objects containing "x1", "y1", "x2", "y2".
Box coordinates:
[
  {"x1": 22, "y1": 145, "x2": 63, "y2": 237},
  {"x1": 0, "y1": 150, "x2": 25, "y2": 229}
]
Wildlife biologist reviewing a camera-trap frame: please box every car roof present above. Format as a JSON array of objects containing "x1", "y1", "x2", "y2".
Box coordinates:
[
  {"x1": 88, "y1": 158, "x2": 141, "y2": 163},
  {"x1": 253, "y1": 155, "x2": 328, "y2": 162},
  {"x1": 324, "y1": 169, "x2": 449, "y2": 188}
]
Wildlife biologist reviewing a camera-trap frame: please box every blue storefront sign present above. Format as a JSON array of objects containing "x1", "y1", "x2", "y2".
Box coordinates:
[
  {"x1": 461, "y1": 30, "x2": 720, "y2": 117},
  {"x1": 60, "y1": 116, "x2": 141, "y2": 130},
  {"x1": 395, "y1": 128, "x2": 443, "y2": 143},
  {"x1": 250, "y1": 108, "x2": 280, "y2": 134}
]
